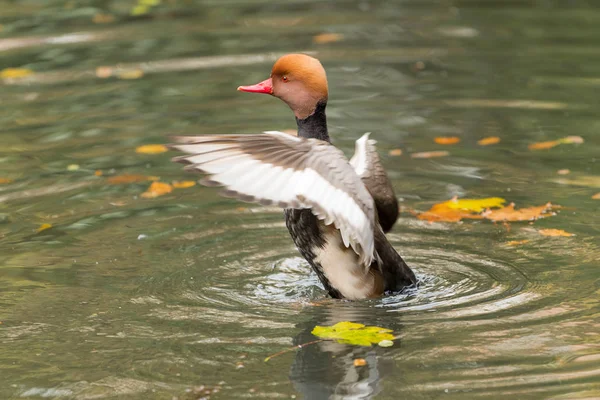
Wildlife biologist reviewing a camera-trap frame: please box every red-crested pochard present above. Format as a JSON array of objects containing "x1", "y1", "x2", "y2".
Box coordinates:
[{"x1": 171, "y1": 54, "x2": 416, "y2": 300}]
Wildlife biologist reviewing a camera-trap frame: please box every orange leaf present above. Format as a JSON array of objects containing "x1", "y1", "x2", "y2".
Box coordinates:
[
  {"x1": 94, "y1": 170, "x2": 103, "y2": 176},
  {"x1": 538, "y1": 228, "x2": 574, "y2": 237},
  {"x1": 388, "y1": 149, "x2": 403, "y2": 156},
  {"x1": 477, "y1": 136, "x2": 500, "y2": 146},
  {"x1": 557, "y1": 169, "x2": 570, "y2": 175},
  {"x1": 482, "y1": 203, "x2": 557, "y2": 222},
  {"x1": 434, "y1": 136, "x2": 460, "y2": 145},
  {"x1": 529, "y1": 136, "x2": 584, "y2": 150},
  {"x1": 107, "y1": 174, "x2": 158, "y2": 184},
  {"x1": 141, "y1": 181, "x2": 172, "y2": 198},
  {"x1": 417, "y1": 208, "x2": 483, "y2": 223},
  {"x1": 172, "y1": 180, "x2": 196, "y2": 189},
  {"x1": 411, "y1": 151, "x2": 449, "y2": 159},
  {"x1": 313, "y1": 33, "x2": 344, "y2": 44},
  {"x1": 592, "y1": 192, "x2": 600, "y2": 200},
  {"x1": 353, "y1": 358, "x2": 367, "y2": 367},
  {"x1": 0, "y1": 178, "x2": 13, "y2": 184},
  {"x1": 506, "y1": 239, "x2": 530, "y2": 246},
  {"x1": 135, "y1": 144, "x2": 168, "y2": 154},
  {"x1": 528, "y1": 140, "x2": 560, "y2": 150}
]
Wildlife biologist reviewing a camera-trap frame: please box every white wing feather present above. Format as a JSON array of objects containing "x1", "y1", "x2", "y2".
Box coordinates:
[{"x1": 171, "y1": 131, "x2": 375, "y2": 265}]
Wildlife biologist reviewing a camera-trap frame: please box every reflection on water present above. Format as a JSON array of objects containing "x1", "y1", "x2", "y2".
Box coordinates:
[{"x1": 1, "y1": 0, "x2": 600, "y2": 399}]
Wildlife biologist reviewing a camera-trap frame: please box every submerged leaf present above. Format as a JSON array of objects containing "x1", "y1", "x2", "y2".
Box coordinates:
[
  {"x1": 538, "y1": 229, "x2": 574, "y2": 237},
  {"x1": 592, "y1": 192, "x2": 600, "y2": 200},
  {"x1": 477, "y1": 136, "x2": 501, "y2": 146},
  {"x1": 311, "y1": 321, "x2": 394, "y2": 347},
  {"x1": 118, "y1": 69, "x2": 144, "y2": 80},
  {"x1": 411, "y1": 151, "x2": 450, "y2": 159},
  {"x1": 0, "y1": 178, "x2": 13, "y2": 184},
  {"x1": 141, "y1": 181, "x2": 172, "y2": 198},
  {"x1": 388, "y1": 149, "x2": 403, "y2": 156},
  {"x1": 505, "y1": 240, "x2": 530, "y2": 246},
  {"x1": 135, "y1": 144, "x2": 168, "y2": 154}
]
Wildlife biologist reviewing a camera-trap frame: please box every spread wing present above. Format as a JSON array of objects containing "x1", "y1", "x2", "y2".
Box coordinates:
[
  {"x1": 170, "y1": 131, "x2": 376, "y2": 265},
  {"x1": 349, "y1": 133, "x2": 399, "y2": 233}
]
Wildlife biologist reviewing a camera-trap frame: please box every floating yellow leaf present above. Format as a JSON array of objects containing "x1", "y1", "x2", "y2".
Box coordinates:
[
  {"x1": 434, "y1": 136, "x2": 460, "y2": 145},
  {"x1": 411, "y1": 151, "x2": 450, "y2": 159},
  {"x1": 416, "y1": 197, "x2": 505, "y2": 223},
  {"x1": 592, "y1": 192, "x2": 600, "y2": 200},
  {"x1": 311, "y1": 321, "x2": 394, "y2": 347},
  {"x1": 67, "y1": 164, "x2": 80, "y2": 171},
  {"x1": 444, "y1": 197, "x2": 506, "y2": 212},
  {"x1": 94, "y1": 170, "x2": 103, "y2": 176},
  {"x1": 0, "y1": 178, "x2": 13, "y2": 184},
  {"x1": 529, "y1": 136, "x2": 584, "y2": 150},
  {"x1": 135, "y1": 144, "x2": 168, "y2": 154},
  {"x1": 1, "y1": 68, "x2": 33, "y2": 79},
  {"x1": 313, "y1": 33, "x2": 344, "y2": 44},
  {"x1": 172, "y1": 180, "x2": 196, "y2": 189},
  {"x1": 118, "y1": 69, "x2": 144, "y2": 80},
  {"x1": 107, "y1": 174, "x2": 158, "y2": 184},
  {"x1": 562, "y1": 136, "x2": 584, "y2": 144},
  {"x1": 477, "y1": 136, "x2": 500, "y2": 146},
  {"x1": 141, "y1": 181, "x2": 172, "y2": 198},
  {"x1": 388, "y1": 149, "x2": 403, "y2": 156},
  {"x1": 539, "y1": 229, "x2": 574, "y2": 237},
  {"x1": 378, "y1": 339, "x2": 394, "y2": 347},
  {"x1": 482, "y1": 202, "x2": 557, "y2": 222},
  {"x1": 36, "y1": 223, "x2": 52, "y2": 233},
  {"x1": 353, "y1": 358, "x2": 367, "y2": 367}
]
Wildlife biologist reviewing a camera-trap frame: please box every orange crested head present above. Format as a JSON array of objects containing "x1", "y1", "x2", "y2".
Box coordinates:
[{"x1": 238, "y1": 53, "x2": 329, "y2": 119}]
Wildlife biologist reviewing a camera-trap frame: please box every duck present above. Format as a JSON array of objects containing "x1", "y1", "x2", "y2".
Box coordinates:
[{"x1": 170, "y1": 54, "x2": 416, "y2": 300}]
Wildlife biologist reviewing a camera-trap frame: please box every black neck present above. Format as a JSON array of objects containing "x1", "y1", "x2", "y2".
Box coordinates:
[{"x1": 296, "y1": 101, "x2": 329, "y2": 143}]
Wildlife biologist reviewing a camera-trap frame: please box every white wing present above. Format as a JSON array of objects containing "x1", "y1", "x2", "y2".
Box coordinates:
[{"x1": 170, "y1": 131, "x2": 376, "y2": 265}]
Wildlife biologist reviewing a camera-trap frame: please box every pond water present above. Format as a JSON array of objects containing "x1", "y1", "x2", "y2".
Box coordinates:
[{"x1": 1, "y1": 1, "x2": 599, "y2": 399}]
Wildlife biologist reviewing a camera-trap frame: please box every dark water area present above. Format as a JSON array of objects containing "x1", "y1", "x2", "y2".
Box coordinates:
[{"x1": 1, "y1": 1, "x2": 599, "y2": 399}]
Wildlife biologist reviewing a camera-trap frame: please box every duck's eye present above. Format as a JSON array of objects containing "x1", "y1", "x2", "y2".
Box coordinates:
[{"x1": 282, "y1": 76, "x2": 288, "y2": 82}]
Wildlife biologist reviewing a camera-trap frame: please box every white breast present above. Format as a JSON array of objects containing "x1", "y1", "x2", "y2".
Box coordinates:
[{"x1": 313, "y1": 228, "x2": 382, "y2": 300}]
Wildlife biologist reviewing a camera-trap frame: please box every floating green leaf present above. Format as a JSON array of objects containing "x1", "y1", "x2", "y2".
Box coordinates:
[{"x1": 311, "y1": 321, "x2": 395, "y2": 346}]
